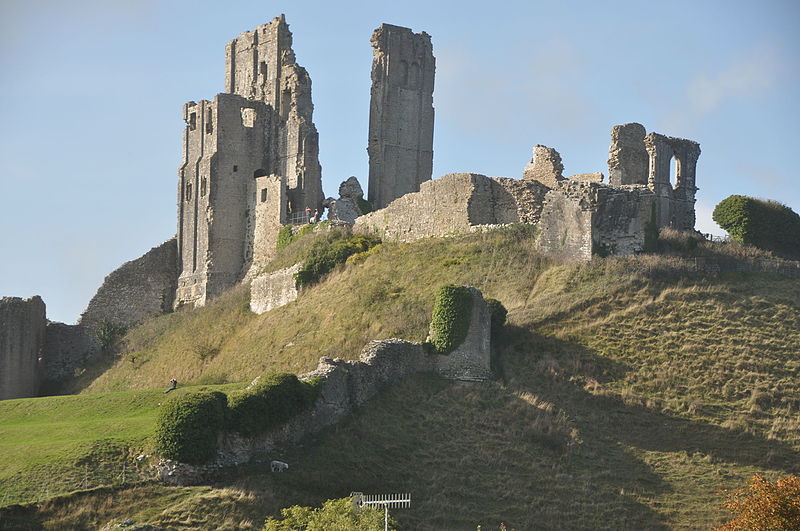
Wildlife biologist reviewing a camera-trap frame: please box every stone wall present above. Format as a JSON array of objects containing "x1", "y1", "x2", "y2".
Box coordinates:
[
  {"x1": 245, "y1": 175, "x2": 287, "y2": 279},
  {"x1": 536, "y1": 181, "x2": 654, "y2": 261},
  {"x1": 40, "y1": 323, "x2": 98, "y2": 383},
  {"x1": 250, "y1": 263, "x2": 301, "y2": 315},
  {"x1": 608, "y1": 122, "x2": 648, "y2": 186},
  {"x1": 433, "y1": 287, "x2": 492, "y2": 381},
  {"x1": 0, "y1": 296, "x2": 46, "y2": 400},
  {"x1": 80, "y1": 238, "x2": 178, "y2": 329},
  {"x1": 522, "y1": 145, "x2": 564, "y2": 187},
  {"x1": 354, "y1": 173, "x2": 547, "y2": 242},
  {"x1": 569, "y1": 172, "x2": 604, "y2": 183},
  {"x1": 367, "y1": 24, "x2": 435, "y2": 210},
  {"x1": 158, "y1": 338, "x2": 431, "y2": 484}
]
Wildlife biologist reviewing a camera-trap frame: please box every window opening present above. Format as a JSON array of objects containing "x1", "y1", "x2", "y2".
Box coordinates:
[
  {"x1": 261, "y1": 188, "x2": 268, "y2": 202},
  {"x1": 189, "y1": 112, "x2": 197, "y2": 131}
]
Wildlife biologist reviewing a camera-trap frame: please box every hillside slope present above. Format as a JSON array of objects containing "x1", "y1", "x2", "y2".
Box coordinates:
[{"x1": 2, "y1": 226, "x2": 799, "y2": 529}]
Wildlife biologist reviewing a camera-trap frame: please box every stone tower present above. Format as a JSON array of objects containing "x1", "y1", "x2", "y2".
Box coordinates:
[
  {"x1": 367, "y1": 24, "x2": 435, "y2": 210},
  {"x1": 176, "y1": 15, "x2": 323, "y2": 308}
]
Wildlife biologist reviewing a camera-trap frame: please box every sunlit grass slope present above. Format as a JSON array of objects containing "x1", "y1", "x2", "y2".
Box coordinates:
[
  {"x1": 0, "y1": 383, "x2": 243, "y2": 508},
  {"x1": 80, "y1": 225, "x2": 546, "y2": 393}
]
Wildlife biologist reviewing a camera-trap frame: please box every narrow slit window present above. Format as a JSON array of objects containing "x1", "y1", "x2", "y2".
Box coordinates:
[
  {"x1": 189, "y1": 112, "x2": 197, "y2": 131},
  {"x1": 233, "y1": 165, "x2": 238, "y2": 172},
  {"x1": 186, "y1": 182, "x2": 193, "y2": 201},
  {"x1": 200, "y1": 177, "x2": 207, "y2": 197},
  {"x1": 261, "y1": 188, "x2": 268, "y2": 202},
  {"x1": 205, "y1": 109, "x2": 213, "y2": 133}
]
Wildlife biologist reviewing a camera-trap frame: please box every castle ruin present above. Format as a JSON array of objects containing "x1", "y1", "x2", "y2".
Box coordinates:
[
  {"x1": 176, "y1": 15, "x2": 323, "y2": 308},
  {"x1": 367, "y1": 24, "x2": 435, "y2": 210},
  {"x1": 1, "y1": 16, "x2": 705, "y2": 400}
]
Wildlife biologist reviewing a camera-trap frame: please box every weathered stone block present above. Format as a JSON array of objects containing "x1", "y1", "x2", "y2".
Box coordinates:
[
  {"x1": 250, "y1": 263, "x2": 301, "y2": 314},
  {"x1": 522, "y1": 145, "x2": 564, "y2": 188},
  {"x1": 433, "y1": 287, "x2": 492, "y2": 381}
]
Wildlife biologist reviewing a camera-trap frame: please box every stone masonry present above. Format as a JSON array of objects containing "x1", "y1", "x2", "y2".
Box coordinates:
[
  {"x1": 176, "y1": 15, "x2": 324, "y2": 308},
  {"x1": 433, "y1": 286, "x2": 492, "y2": 381},
  {"x1": 535, "y1": 181, "x2": 655, "y2": 260},
  {"x1": 323, "y1": 176, "x2": 368, "y2": 225},
  {"x1": 250, "y1": 263, "x2": 301, "y2": 315},
  {"x1": 0, "y1": 296, "x2": 46, "y2": 400},
  {"x1": 80, "y1": 238, "x2": 178, "y2": 329},
  {"x1": 355, "y1": 173, "x2": 549, "y2": 242},
  {"x1": 368, "y1": 24, "x2": 435, "y2": 210},
  {"x1": 607, "y1": 123, "x2": 649, "y2": 186},
  {"x1": 523, "y1": 145, "x2": 564, "y2": 188}
]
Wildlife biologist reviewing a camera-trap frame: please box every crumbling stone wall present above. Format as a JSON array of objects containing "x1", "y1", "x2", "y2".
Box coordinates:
[
  {"x1": 536, "y1": 181, "x2": 654, "y2": 260},
  {"x1": 0, "y1": 296, "x2": 46, "y2": 400},
  {"x1": 250, "y1": 263, "x2": 301, "y2": 315},
  {"x1": 644, "y1": 132, "x2": 700, "y2": 230},
  {"x1": 324, "y1": 176, "x2": 368, "y2": 225},
  {"x1": 569, "y1": 172, "x2": 604, "y2": 183},
  {"x1": 225, "y1": 14, "x2": 323, "y2": 212},
  {"x1": 522, "y1": 145, "x2": 564, "y2": 187},
  {"x1": 40, "y1": 323, "x2": 98, "y2": 383},
  {"x1": 608, "y1": 123, "x2": 649, "y2": 186},
  {"x1": 355, "y1": 173, "x2": 547, "y2": 242},
  {"x1": 367, "y1": 23, "x2": 435, "y2": 210},
  {"x1": 245, "y1": 175, "x2": 288, "y2": 279},
  {"x1": 433, "y1": 286, "x2": 492, "y2": 381},
  {"x1": 81, "y1": 238, "x2": 177, "y2": 328}
]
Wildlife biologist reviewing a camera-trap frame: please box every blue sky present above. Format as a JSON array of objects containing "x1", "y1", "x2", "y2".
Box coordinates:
[{"x1": 1, "y1": 0, "x2": 798, "y2": 323}]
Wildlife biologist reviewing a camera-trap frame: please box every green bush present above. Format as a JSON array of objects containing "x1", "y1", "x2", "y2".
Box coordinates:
[
  {"x1": 429, "y1": 285, "x2": 474, "y2": 355},
  {"x1": 486, "y1": 298, "x2": 508, "y2": 334},
  {"x1": 713, "y1": 195, "x2": 800, "y2": 260},
  {"x1": 356, "y1": 197, "x2": 374, "y2": 215},
  {"x1": 294, "y1": 234, "x2": 381, "y2": 288},
  {"x1": 227, "y1": 373, "x2": 322, "y2": 437},
  {"x1": 276, "y1": 225, "x2": 295, "y2": 251},
  {"x1": 96, "y1": 322, "x2": 127, "y2": 353},
  {"x1": 264, "y1": 497, "x2": 393, "y2": 530},
  {"x1": 154, "y1": 390, "x2": 227, "y2": 464}
]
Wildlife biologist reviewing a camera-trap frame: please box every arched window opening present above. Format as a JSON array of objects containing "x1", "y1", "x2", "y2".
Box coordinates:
[{"x1": 669, "y1": 155, "x2": 680, "y2": 189}]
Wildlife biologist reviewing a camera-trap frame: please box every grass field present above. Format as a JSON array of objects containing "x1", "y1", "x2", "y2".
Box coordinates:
[
  {"x1": 0, "y1": 383, "x2": 244, "y2": 508},
  {"x1": 1, "y1": 226, "x2": 798, "y2": 529}
]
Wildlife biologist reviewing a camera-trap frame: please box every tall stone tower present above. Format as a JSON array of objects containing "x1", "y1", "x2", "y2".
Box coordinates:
[
  {"x1": 176, "y1": 15, "x2": 323, "y2": 308},
  {"x1": 367, "y1": 24, "x2": 435, "y2": 210}
]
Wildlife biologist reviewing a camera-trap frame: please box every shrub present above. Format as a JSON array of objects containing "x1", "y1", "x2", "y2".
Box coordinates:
[
  {"x1": 227, "y1": 373, "x2": 322, "y2": 437},
  {"x1": 154, "y1": 390, "x2": 227, "y2": 464},
  {"x1": 97, "y1": 322, "x2": 127, "y2": 353},
  {"x1": 486, "y1": 298, "x2": 508, "y2": 334},
  {"x1": 429, "y1": 285, "x2": 474, "y2": 355},
  {"x1": 294, "y1": 234, "x2": 381, "y2": 288},
  {"x1": 276, "y1": 225, "x2": 295, "y2": 251},
  {"x1": 713, "y1": 473, "x2": 800, "y2": 530},
  {"x1": 356, "y1": 197, "x2": 374, "y2": 215},
  {"x1": 264, "y1": 497, "x2": 393, "y2": 531},
  {"x1": 713, "y1": 195, "x2": 800, "y2": 260}
]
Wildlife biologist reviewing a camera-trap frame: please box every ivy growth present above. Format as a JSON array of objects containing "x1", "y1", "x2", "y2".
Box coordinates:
[
  {"x1": 154, "y1": 390, "x2": 227, "y2": 464},
  {"x1": 428, "y1": 285, "x2": 474, "y2": 355}
]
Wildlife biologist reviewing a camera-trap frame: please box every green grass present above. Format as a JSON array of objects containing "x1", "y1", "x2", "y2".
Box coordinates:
[
  {"x1": 2, "y1": 226, "x2": 799, "y2": 529},
  {"x1": 0, "y1": 383, "x2": 243, "y2": 508}
]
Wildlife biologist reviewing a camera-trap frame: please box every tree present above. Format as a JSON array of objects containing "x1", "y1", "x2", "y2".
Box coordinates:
[
  {"x1": 264, "y1": 497, "x2": 395, "y2": 531},
  {"x1": 712, "y1": 195, "x2": 800, "y2": 260},
  {"x1": 713, "y1": 473, "x2": 800, "y2": 530}
]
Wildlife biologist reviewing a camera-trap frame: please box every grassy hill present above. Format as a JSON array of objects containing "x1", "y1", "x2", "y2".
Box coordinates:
[{"x1": 1, "y1": 226, "x2": 799, "y2": 529}]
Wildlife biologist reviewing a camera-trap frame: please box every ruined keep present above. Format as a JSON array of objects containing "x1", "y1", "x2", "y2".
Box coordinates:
[
  {"x1": 176, "y1": 15, "x2": 323, "y2": 308},
  {"x1": 367, "y1": 24, "x2": 435, "y2": 210}
]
